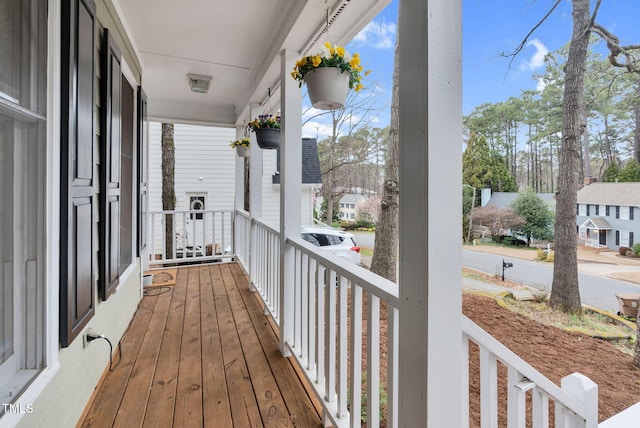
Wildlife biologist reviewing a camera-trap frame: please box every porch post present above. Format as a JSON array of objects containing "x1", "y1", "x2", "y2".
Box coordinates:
[
  {"x1": 234, "y1": 125, "x2": 245, "y2": 213},
  {"x1": 398, "y1": 0, "x2": 462, "y2": 426},
  {"x1": 279, "y1": 49, "x2": 302, "y2": 356},
  {"x1": 249, "y1": 103, "x2": 264, "y2": 286}
]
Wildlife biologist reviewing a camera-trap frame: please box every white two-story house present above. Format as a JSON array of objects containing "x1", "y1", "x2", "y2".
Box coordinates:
[{"x1": 577, "y1": 182, "x2": 640, "y2": 250}]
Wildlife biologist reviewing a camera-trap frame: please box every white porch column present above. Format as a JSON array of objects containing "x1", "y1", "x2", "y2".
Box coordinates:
[
  {"x1": 279, "y1": 49, "x2": 302, "y2": 355},
  {"x1": 398, "y1": 0, "x2": 462, "y2": 426},
  {"x1": 249, "y1": 103, "x2": 264, "y2": 286},
  {"x1": 234, "y1": 125, "x2": 245, "y2": 212}
]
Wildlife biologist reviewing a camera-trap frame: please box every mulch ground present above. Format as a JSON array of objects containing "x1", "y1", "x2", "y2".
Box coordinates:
[{"x1": 464, "y1": 292, "x2": 640, "y2": 426}]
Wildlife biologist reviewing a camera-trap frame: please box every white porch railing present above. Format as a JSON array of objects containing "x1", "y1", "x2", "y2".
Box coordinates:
[
  {"x1": 147, "y1": 209, "x2": 234, "y2": 265},
  {"x1": 462, "y1": 316, "x2": 598, "y2": 428},
  {"x1": 231, "y1": 212, "x2": 602, "y2": 428}
]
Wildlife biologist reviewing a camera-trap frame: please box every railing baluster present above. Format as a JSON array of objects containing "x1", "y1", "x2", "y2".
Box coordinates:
[
  {"x1": 367, "y1": 294, "x2": 380, "y2": 428},
  {"x1": 350, "y1": 285, "x2": 363, "y2": 428},
  {"x1": 461, "y1": 333, "x2": 470, "y2": 428},
  {"x1": 300, "y1": 251, "x2": 308, "y2": 359},
  {"x1": 532, "y1": 389, "x2": 549, "y2": 428},
  {"x1": 308, "y1": 257, "x2": 316, "y2": 372},
  {"x1": 479, "y1": 346, "x2": 498, "y2": 428},
  {"x1": 387, "y1": 305, "x2": 399, "y2": 428},
  {"x1": 316, "y1": 264, "x2": 325, "y2": 389},
  {"x1": 325, "y1": 269, "x2": 337, "y2": 403},
  {"x1": 337, "y1": 275, "x2": 348, "y2": 418}
]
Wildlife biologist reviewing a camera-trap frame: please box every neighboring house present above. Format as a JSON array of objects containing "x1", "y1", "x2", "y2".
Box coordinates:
[
  {"x1": 576, "y1": 182, "x2": 640, "y2": 250},
  {"x1": 478, "y1": 190, "x2": 556, "y2": 241},
  {"x1": 148, "y1": 124, "x2": 322, "y2": 251},
  {"x1": 338, "y1": 193, "x2": 365, "y2": 222},
  {"x1": 482, "y1": 191, "x2": 557, "y2": 212}
]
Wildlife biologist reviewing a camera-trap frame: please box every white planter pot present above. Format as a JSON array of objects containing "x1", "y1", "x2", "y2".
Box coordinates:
[
  {"x1": 304, "y1": 67, "x2": 350, "y2": 110},
  {"x1": 236, "y1": 145, "x2": 250, "y2": 157}
]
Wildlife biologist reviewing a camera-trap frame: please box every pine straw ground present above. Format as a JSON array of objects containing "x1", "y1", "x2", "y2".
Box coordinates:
[{"x1": 365, "y1": 293, "x2": 640, "y2": 427}]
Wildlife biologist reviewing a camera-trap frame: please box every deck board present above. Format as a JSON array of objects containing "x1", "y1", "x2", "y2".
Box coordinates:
[{"x1": 80, "y1": 263, "x2": 322, "y2": 428}]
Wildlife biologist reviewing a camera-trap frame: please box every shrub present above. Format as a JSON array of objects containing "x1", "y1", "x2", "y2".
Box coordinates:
[
  {"x1": 619, "y1": 246, "x2": 631, "y2": 256},
  {"x1": 546, "y1": 251, "x2": 554, "y2": 263},
  {"x1": 633, "y1": 243, "x2": 640, "y2": 256},
  {"x1": 536, "y1": 248, "x2": 548, "y2": 261}
]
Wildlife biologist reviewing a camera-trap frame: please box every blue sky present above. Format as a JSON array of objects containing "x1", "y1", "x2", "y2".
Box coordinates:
[{"x1": 301, "y1": 0, "x2": 639, "y2": 139}]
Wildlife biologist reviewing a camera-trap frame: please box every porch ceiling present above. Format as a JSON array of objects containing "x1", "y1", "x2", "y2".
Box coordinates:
[{"x1": 114, "y1": 0, "x2": 391, "y2": 126}]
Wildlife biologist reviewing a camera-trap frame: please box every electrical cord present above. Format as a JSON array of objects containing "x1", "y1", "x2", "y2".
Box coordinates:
[
  {"x1": 86, "y1": 334, "x2": 122, "y2": 371},
  {"x1": 143, "y1": 285, "x2": 173, "y2": 296}
]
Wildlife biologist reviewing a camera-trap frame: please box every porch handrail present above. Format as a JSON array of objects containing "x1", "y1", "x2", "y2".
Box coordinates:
[
  {"x1": 285, "y1": 235, "x2": 399, "y2": 428},
  {"x1": 147, "y1": 209, "x2": 235, "y2": 265},
  {"x1": 239, "y1": 214, "x2": 599, "y2": 428},
  {"x1": 462, "y1": 316, "x2": 598, "y2": 428}
]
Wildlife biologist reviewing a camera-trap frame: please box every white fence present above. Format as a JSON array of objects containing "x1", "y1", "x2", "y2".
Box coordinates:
[
  {"x1": 174, "y1": 211, "x2": 602, "y2": 427},
  {"x1": 147, "y1": 209, "x2": 234, "y2": 265}
]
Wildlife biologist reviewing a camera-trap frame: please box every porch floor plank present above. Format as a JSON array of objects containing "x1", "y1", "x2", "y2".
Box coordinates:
[
  {"x1": 80, "y1": 263, "x2": 322, "y2": 428},
  {"x1": 81, "y1": 290, "x2": 159, "y2": 428}
]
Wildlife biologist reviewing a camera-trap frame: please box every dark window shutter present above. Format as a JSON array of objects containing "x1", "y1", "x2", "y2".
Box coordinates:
[
  {"x1": 137, "y1": 87, "x2": 148, "y2": 255},
  {"x1": 60, "y1": 0, "x2": 96, "y2": 348},
  {"x1": 616, "y1": 230, "x2": 620, "y2": 246},
  {"x1": 630, "y1": 232, "x2": 634, "y2": 246},
  {"x1": 99, "y1": 29, "x2": 122, "y2": 301},
  {"x1": 631, "y1": 207, "x2": 634, "y2": 221},
  {"x1": 606, "y1": 205, "x2": 610, "y2": 216},
  {"x1": 616, "y1": 206, "x2": 620, "y2": 219},
  {"x1": 576, "y1": 204, "x2": 579, "y2": 215},
  {"x1": 586, "y1": 205, "x2": 590, "y2": 216}
]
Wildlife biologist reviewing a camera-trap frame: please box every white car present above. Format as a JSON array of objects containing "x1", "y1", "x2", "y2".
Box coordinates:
[{"x1": 301, "y1": 226, "x2": 362, "y2": 265}]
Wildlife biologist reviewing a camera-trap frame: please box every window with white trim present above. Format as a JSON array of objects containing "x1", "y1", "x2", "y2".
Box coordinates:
[
  {"x1": 0, "y1": 0, "x2": 47, "y2": 408},
  {"x1": 578, "y1": 204, "x2": 587, "y2": 216},
  {"x1": 620, "y1": 230, "x2": 631, "y2": 247},
  {"x1": 620, "y1": 206, "x2": 630, "y2": 220},
  {"x1": 599, "y1": 205, "x2": 606, "y2": 216}
]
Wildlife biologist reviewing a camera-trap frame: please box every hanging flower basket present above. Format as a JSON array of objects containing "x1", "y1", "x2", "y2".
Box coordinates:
[
  {"x1": 304, "y1": 67, "x2": 350, "y2": 110},
  {"x1": 229, "y1": 137, "x2": 250, "y2": 157},
  {"x1": 248, "y1": 115, "x2": 281, "y2": 150},
  {"x1": 254, "y1": 128, "x2": 280, "y2": 149},
  {"x1": 291, "y1": 42, "x2": 367, "y2": 111},
  {"x1": 236, "y1": 145, "x2": 250, "y2": 158}
]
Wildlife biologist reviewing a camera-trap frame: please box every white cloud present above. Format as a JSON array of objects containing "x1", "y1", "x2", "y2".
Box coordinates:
[
  {"x1": 353, "y1": 20, "x2": 396, "y2": 49},
  {"x1": 520, "y1": 38, "x2": 549, "y2": 71}
]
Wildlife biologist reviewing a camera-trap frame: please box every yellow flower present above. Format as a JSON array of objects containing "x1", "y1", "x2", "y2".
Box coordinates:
[
  {"x1": 336, "y1": 46, "x2": 345, "y2": 57},
  {"x1": 296, "y1": 57, "x2": 307, "y2": 68},
  {"x1": 355, "y1": 83, "x2": 363, "y2": 92},
  {"x1": 323, "y1": 41, "x2": 336, "y2": 55},
  {"x1": 349, "y1": 55, "x2": 360, "y2": 68},
  {"x1": 291, "y1": 71, "x2": 298, "y2": 79},
  {"x1": 365, "y1": 69, "x2": 372, "y2": 76},
  {"x1": 311, "y1": 55, "x2": 322, "y2": 67}
]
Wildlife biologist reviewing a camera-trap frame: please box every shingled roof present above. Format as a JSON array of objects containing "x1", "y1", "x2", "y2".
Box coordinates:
[
  {"x1": 577, "y1": 182, "x2": 640, "y2": 206},
  {"x1": 272, "y1": 138, "x2": 322, "y2": 185}
]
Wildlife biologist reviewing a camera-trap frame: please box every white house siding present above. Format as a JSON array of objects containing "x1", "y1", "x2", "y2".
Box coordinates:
[{"x1": 148, "y1": 123, "x2": 316, "y2": 246}]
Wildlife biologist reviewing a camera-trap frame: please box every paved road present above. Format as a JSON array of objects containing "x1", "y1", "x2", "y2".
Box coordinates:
[
  {"x1": 350, "y1": 230, "x2": 375, "y2": 248},
  {"x1": 462, "y1": 249, "x2": 640, "y2": 312}
]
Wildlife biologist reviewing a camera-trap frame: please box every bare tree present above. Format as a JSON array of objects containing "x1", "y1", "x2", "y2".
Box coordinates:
[
  {"x1": 469, "y1": 206, "x2": 525, "y2": 242},
  {"x1": 161, "y1": 123, "x2": 176, "y2": 256},
  {"x1": 370, "y1": 37, "x2": 399, "y2": 282}
]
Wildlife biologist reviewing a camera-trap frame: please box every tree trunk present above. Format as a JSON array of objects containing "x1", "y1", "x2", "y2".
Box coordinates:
[
  {"x1": 161, "y1": 123, "x2": 176, "y2": 257},
  {"x1": 370, "y1": 38, "x2": 399, "y2": 282},
  {"x1": 634, "y1": 77, "x2": 640, "y2": 163},
  {"x1": 550, "y1": 0, "x2": 590, "y2": 314},
  {"x1": 582, "y1": 106, "x2": 592, "y2": 178}
]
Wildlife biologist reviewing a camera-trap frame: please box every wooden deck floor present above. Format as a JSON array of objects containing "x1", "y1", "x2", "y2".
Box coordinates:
[{"x1": 81, "y1": 263, "x2": 323, "y2": 428}]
